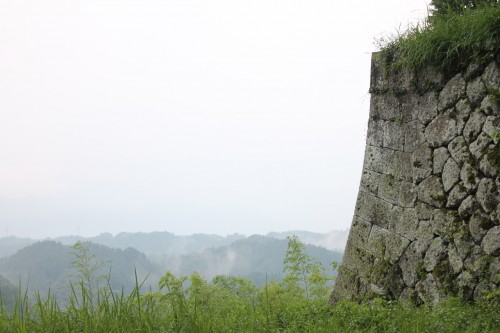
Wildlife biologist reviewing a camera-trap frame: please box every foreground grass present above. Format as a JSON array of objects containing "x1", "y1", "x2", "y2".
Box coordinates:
[
  {"x1": 1, "y1": 282, "x2": 498, "y2": 333},
  {"x1": 1, "y1": 238, "x2": 498, "y2": 332},
  {"x1": 379, "y1": 3, "x2": 500, "y2": 73}
]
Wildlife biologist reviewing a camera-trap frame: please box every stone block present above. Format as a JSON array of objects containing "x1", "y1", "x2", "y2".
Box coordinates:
[
  {"x1": 476, "y1": 178, "x2": 498, "y2": 213},
  {"x1": 404, "y1": 120, "x2": 426, "y2": 152},
  {"x1": 417, "y1": 176, "x2": 446, "y2": 208},
  {"x1": 370, "y1": 94, "x2": 401, "y2": 121},
  {"x1": 480, "y1": 94, "x2": 500, "y2": 116},
  {"x1": 469, "y1": 132, "x2": 492, "y2": 159},
  {"x1": 425, "y1": 115, "x2": 457, "y2": 147},
  {"x1": 398, "y1": 181, "x2": 417, "y2": 208},
  {"x1": 383, "y1": 121, "x2": 405, "y2": 150},
  {"x1": 378, "y1": 173, "x2": 399, "y2": 204},
  {"x1": 360, "y1": 170, "x2": 381, "y2": 194},
  {"x1": 367, "y1": 119, "x2": 384, "y2": 147},
  {"x1": 438, "y1": 74, "x2": 466, "y2": 111},
  {"x1": 458, "y1": 195, "x2": 478, "y2": 218},
  {"x1": 460, "y1": 162, "x2": 479, "y2": 192},
  {"x1": 424, "y1": 237, "x2": 447, "y2": 271},
  {"x1": 433, "y1": 147, "x2": 450, "y2": 175},
  {"x1": 481, "y1": 61, "x2": 500, "y2": 89},
  {"x1": 481, "y1": 226, "x2": 500, "y2": 256},
  {"x1": 455, "y1": 99, "x2": 471, "y2": 134},
  {"x1": 482, "y1": 115, "x2": 499, "y2": 138},
  {"x1": 447, "y1": 136, "x2": 471, "y2": 166},
  {"x1": 412, "y1": 143, "x2": 433, "y2": 182},
  {"x1": 463, "y1": 111, "x2": 486, "y2": 143},
  {"x1": 469, "y1": 212, "x2": 491, "y2": 242},
  {"x1": 447, "y1": 182, "x2": 468, "y2": 208},
  {"x1": 417, "y1": 92, "x2": 438, "y2": 125},
  {"x1": 367, "y1": 225, "x2": 410, "y2": 264},
  {"x1": 355, "y1": 192, "x2": 393, "y2": 229},
  {"x1": 466, "y1": 76, "x2": 486, "y2": 106},
  {"x1": 442, "y1": 158, "x2": 461, "y2": 192}
]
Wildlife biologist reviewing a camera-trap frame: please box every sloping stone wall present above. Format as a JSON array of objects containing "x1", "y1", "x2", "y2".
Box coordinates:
[{"x1": 331, "y1": 54, "x2": 499, "y2": 305}]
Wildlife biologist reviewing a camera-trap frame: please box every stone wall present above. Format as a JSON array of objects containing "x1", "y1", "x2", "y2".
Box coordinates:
[{"x1": 331, "y1": 54, "x2": 499, "y2": 305}]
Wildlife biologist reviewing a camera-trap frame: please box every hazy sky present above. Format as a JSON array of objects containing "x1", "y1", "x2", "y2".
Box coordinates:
[{"x1": 0, "y1": 0, "x2": 430, "y2": 239}]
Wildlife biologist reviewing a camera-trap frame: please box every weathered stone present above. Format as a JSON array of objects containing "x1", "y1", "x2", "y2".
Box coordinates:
[
  {"x1": 453, "y1": 226, "x2": 474, "y2": 260},
  {"x1": 370, "y1": 94, "x2": 400, "y2": 121},
  {"x1": 378, "y1": 173, "x2": 399, "y2": 204},
  {"x1": 400, "y1": 94, "x2": 420, "y2": 123},
  {"x1": 416, "y1": 273, "x2": 446, "y2": 304},
  {"x1": 355, "y1": 191, "x2": 393, "y2": 230},
  {"x1": 476, "y1": 178, "x2": 498, "y2": 213},
  {"x1": 448, "y1": 243, "x2": 464, "y2": 274},
  {"x1": 480, "y1": 94, "x2": 500, "y2": 116},
  {"x1": 350, "y1": 216, "x2": 373, "y2": 246},
  {"x1": 442, "y1": 158, "x2": 461, "y2": 192},
  {"x1": 424, "y1": 237, "x2": 447, "y2": 271},
  {"x1": 399, "y1": 242, "x2": 422, "y2": 287},
  {"x1": 469, "y1": 212, "x2": 491, "y2": 242},
  {"x1": 464, "y1": 63, "x2": 482, "y2": 81},
  {"x1": 411, "y1": 143, "x2": 433, "y2": 183},
  {"x1": 393, "y1": 207, "x2": 419, "y2": 241},
  {"x1": 360, "y1": 170, "x2": 380, "y2": 194},
  {"x1": 466, "y1": 76, "x2": 486, "y2": 106},
  {"x1": 414, "y1": 221, "x2": 434, "y2": 254},
  {"x1": 417, "y1": 176, "x2": 446, "y2": 207},
  {"x1": 393, "y1": 152, "x2": 413, "y2": 182},
  {"x1": 481, "y1": 226, "x2": 500, "y2": 255},
  {"x1": 458, "y1": 195, "x2": 478, "y2": 218},
  {"x1": 464, "y1": 246, "x2": 488, "y2": 277},
  {"x1": 404, "y1": 120, "x2": 426, "y2": 152},
  {"x1": 364, "y1": 145, "x2": 392, "y2": 173},
  {"x1": 425, "y1": 116, "x2": 457, "y2": 147},
  {"x1": 463, "y1": 111, "x2": 486, "y2": 143},
  {"x1": 416, "y1": 202, "x2": 434, "y2": 220},
  {"x1": 447, "y1": 136, "x2": 471, "y2": 166},
  {"x1": 479, "y1": 146, "x2": 500, "y2": 178},
  {"x1": 481, "y1": 61, "x2": 500, "y2": 89},
  {"x1": 383, "y1": 121, "x2": 405, "y2": 150},
  {"x1": 367, "y1": 225, "x2": 410, "y2": 264},
  {"x1": 482, "y1": 115, "x2": 499, "y2": 138},
  {"x1": 455, "y1": 99, "x2": 472, "y2": 134},
  {"x1": 431, "y1": 209, "x2": 460, "y2": 240},
  {"x1": 438, "y1": 74, "x2": 466, "y2": 111},
  {"x1": 447, "y1": 182, "x2": 468, "y2": 208},
  {"x1": 417, "y1": 92, "x2": 439, "y2": 125},
  {"x1": 460, "y1": 162, "x2": 479, "y2": 192},
  {"x1": 399, "y1": 181, "x2": 417, "y2": 208},
  {"x1": 367, "y1": 119, "x2": 384, "y2": 147},
  {"x1": 457, "y1": 271, "x2": 475, "y2": 301},
  {"x1": 490, "y1": 257, "x2": 500, "y2": 281},
  {"x1": 469, "y1": 132, "x2": 492, "y2": 159},
  {"x1": 433, "y1": 147, "x2": 450, "y2": 175}
]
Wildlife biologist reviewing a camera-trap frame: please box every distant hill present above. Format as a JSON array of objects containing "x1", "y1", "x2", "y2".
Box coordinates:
[
  {"x1": 0, "y1": 241, "x2": 159, "y2": 300},
  {"x1": 157, "y1": 235, "x2": 343, "y2": 286},
  {"x1": 0, "y1": 236, "x2": 35, "y2": 258},
  {"x1": 0, "y1": 274, "x2": 17, "y2": 309},
  {"x1": 53, "y1": 232, "x2": 246, "y2": 258},
  {"x1": 266, "y1": 230, "x2": 349, "y2": 252},
  {"x1": 0, "y1": 230, "x2": 348, "y2": 260}
]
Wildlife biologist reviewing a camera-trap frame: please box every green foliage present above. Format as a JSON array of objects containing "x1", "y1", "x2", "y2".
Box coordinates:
[
  {"x1": 378, "y1": 2, "x2": 499, "y2": 74},
  {"x1": 0, "y1": 237, "x2": 499, "y2": 332}
]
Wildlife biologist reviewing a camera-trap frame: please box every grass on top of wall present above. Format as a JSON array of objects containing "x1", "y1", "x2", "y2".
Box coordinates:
[{"x1": 378, "y1": 3, "x2": 500, "y2": 74}]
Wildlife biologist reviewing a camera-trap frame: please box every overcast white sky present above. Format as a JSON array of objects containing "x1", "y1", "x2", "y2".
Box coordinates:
[{"x1": 0, "y1": 0, "x2": 430, "y2": 239}]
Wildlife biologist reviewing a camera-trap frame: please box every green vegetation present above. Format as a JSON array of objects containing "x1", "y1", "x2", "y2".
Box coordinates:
[
  {"x1": 378, "y1": 0, "x2": 499, "y2": 74},
  {"x1": 1, "y1": 237, "x2": 499, "y2": 332}
]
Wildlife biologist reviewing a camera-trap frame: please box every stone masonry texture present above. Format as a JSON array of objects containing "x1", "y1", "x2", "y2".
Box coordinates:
[{"x1": 331, "y1": 53, "x2": 500, "y2": 305}]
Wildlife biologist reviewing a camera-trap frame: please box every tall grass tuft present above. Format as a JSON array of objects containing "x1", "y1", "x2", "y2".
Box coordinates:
[{"x1": 379, "y1": 4, "x2": 500, "y2": 73}]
